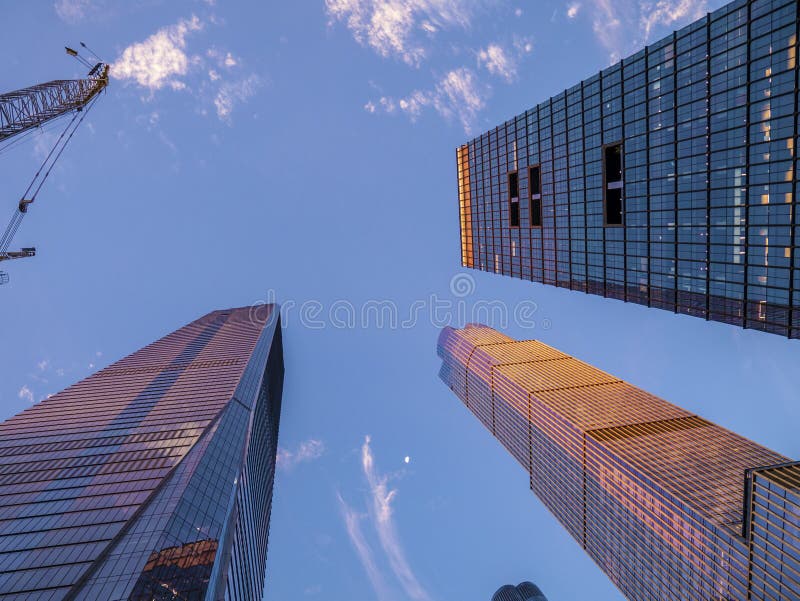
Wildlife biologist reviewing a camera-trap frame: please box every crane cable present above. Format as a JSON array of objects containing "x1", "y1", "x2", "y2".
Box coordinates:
[{"x1": 0, "y1": 94, "x2": 99, "y2": 257}]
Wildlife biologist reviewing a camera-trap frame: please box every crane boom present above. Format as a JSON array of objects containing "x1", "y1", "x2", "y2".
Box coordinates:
[
  {"x1": 0, "y1": 64, "x2": 108, "y2": 143},
  {"x1": 0, "y1": 59, "x2": 109, "y2": 284}
]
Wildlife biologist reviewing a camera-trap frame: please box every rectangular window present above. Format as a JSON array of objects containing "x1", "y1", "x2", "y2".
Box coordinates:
[
  {"x1": 508, "y1": 171, "x2": 520, "y2": 227},
  {"x1": 604, "y1": 143, "x2": 624, "y2": 225},
  {"x1": 529, "y1": 165, "x2": 542, "y2": 227}
]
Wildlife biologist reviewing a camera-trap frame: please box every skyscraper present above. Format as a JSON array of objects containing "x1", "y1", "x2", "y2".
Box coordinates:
[
  {"x1": 456, "y1": 0, "x2": 800, "y2": 338},
  {"x1": 438, "y1": 324, "x2": 799, "y2": 600},
  {"x1": 492, "y1": 581, "x2": 549, "y2": 601},
  {"x1": 0, "y1": 305, "x2": 283, "y2": 601}
]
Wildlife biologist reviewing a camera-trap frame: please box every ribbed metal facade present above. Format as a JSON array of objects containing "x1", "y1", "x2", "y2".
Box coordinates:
[
  {"x1": 491, "y1": 581, "x2": 548, "y2": 601},
  {"x1": 0, "y1": 306, "x2": 283, "y2": 601},
  {"x1": 456, "y1": 0, "x2": 800, "y2": 338},
  {"x1": 438, "y1": 324, "x2": 798, "y2": 600}
]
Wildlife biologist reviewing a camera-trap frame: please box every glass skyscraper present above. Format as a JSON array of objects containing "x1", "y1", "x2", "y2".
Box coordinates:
[
  {"x1": 456, "y1": 0, "x2": 800, "y2": 338},
  {"x1": 0, "y1": 305, "x2": 283, "y2": 600},
  {"x1": 438, "y1": 324, "x2": 799, "y2": 600},
  {"x1": 492, "y1": 581, "x2": 548, "y2": 601}
]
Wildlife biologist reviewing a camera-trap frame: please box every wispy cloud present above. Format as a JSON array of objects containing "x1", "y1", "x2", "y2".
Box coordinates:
[
  {"x1": 361, "y1": 435, "x2": 431, "y2": 601},
  {"x1": 586, "y1": 0, "x2": 706, "y2": 62},
  {"x1": 337, "y1": 493, "x2": 392, "y2": 600},
  {"x1": 54, "y1": 0, "x2": 95, "y2": 23},
  {"x1": 324, "y1": 0, "x2": 475, "y2": 66},
  {"x1": 476, "y1": 38, "x2": 532, "y2": 83},
  {"x1": 110, "y1": 15, "x2": 261, "y2": 122},
  {"x1": 567, "y1": 2, "x2": 581, "y2": 18},
  {"x1": 277, "y1": 439, "x2": 325, "y2": 470},
  {"x1": 18, "y1": 385, "x2": 34, "y2": 404},
  {"x1": 111, "y1": 15, "x2": 203, "y2": 91},
  {"x1": 477, "y1": 44, "x2": 515, "y2": 82},
  {"x1": 367, "y1": 67, "x2": 487, "y2": 133},
  {"x1": 214, "y1": 74, "x2": 262, "y2": 121}
]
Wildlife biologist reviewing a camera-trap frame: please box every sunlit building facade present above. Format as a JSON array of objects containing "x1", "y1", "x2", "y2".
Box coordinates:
[
  {"x1": 0, "y1": 305, "x2": 284, "y2": 600},
  {"x1": 438, "y1": 324, "x2": 800, "y2": 600},
  {"x1": 456, "y1": 0, "x2": 800, "y2": 338}
]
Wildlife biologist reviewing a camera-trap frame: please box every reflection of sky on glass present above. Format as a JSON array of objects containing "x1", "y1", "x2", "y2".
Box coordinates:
[{"x1": 1, "y1": 1, "x2": 798, "y2": 599}]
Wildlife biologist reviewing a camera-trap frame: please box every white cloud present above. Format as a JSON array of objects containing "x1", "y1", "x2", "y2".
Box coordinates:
[
  {"x1": 54, "y1": 0, "x2": 93, "y2": 23},
  {"x1": 361, "y1": 436, "x2": 431, "y2": 601},
  {"x1": 214, "y1": 74, "x2": 262, "y2": 121},
  {"x1": 277, "y1": 439, "x2": 325, "y2": 470},
  {"x1": 431, "y1": 68, "x2": 487, "y2": 134},
  {"x1": 18, "y1": 385, "x2": 34, "y2": 404},
  {"x1": 567, "y1": 2, "x2": 581, "y2": 18},
  {"x1": 337, "y1": 493, "x2": 392, "y2": 600},
  {"x1": 111, "y1": 15, "x2": 203, "y2": 91},
  {"x1": 587, "y1": 0, "x2": 706, "y2": 62},
  {"x1": 207, "y1": 48, "x2": 240, "y2": 69},
  {"x1": 37, "y1": 359, "x2": 49, "y2": 372},
  {"x1": 324, "y1": 0, "x2": 475, "y2": 66},
  {"x1": 477, "y1": 44, "x2": 516, "y2": 82},
  {"x1": 366, "y1": 67, "x2": 487, "y2": 133}
]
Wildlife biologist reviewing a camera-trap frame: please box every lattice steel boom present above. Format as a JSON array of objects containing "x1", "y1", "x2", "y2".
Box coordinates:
[{"x1": 0, "y1": 64, "x2": 108, "y2": 143}]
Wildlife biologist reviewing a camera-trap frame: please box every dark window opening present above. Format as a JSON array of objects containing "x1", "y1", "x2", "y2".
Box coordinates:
[
  {"x1": 508, "y1": 171, "x2": 520, "y2": 227},
  {"x1": 606, "y1": 188, "x2": 623, "y2": 226},
  {"x1": 510, "y1": 200, "x2": 520, "y2": 227},
  {"x1": 603, "y1": 143, "x2": 624, "y2": 225},
  {"x1": 605, "y1": 144, "x2": 623, "y2": 184},
  {"x1": 529, "y1": 165, "x2": 542, "y2": 227},
  {"x1": 508, "y1": 171, "x2": 519, "y2": 198}
]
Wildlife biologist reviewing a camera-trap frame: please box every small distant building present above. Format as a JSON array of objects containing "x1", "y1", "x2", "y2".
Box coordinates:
[{"x1": 492, "y1": 581, "x2": 549, "y2": 601}]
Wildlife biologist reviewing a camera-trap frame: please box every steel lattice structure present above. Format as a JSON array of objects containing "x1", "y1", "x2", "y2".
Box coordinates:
[{"x1": 0, "y1": 66, "x2": 108, "y2": 143}]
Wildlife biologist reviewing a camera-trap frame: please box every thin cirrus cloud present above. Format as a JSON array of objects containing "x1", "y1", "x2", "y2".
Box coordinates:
[
  {"x1": 365, "y1": 67, "x2": 487, "y2": 135},
  {"x1": 326, "y1": 2, "x2": 533, "y2": 134},
  {"x1": 339, "y1": 435, "x2": 431, "y2": 601},
  {"x1": 584, "y1": 0, "x2": 707, "y2": 62},
  {"x1": 276, "y1": 439, "x2": 325, "y2": 471},
  {"x1": 324, "y1": 0, "x2": 475, "y2": 67},
  {"x1": 476, "y1": 37, "x2": 533, "y2": 83},
  {"x1": 18, "y1": 386, "x2": 34, "y2": 404},
  {"x1": 53, "y1": 0, "x2": 95, "y2": 24},
  {"x1": 337, "y1": 493, "x2": 393, "y2": 600},
  {"x1": 108, "y1": 14, "x2": 261, "y2": 122}
]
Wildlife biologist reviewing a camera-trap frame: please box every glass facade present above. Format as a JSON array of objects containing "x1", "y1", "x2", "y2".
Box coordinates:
[
  {"x1": 492, "y1": 581, "x2": 548, "y2": 601},
  {"x1": 438, "y1": 324, "x2": 798, "y2": 600},
  {"x1": 456, "y1": 0, "x2": 800, "y2": 338},
  {"x1": 0, "y1": 305, "x2": 284, "y2": 600}
]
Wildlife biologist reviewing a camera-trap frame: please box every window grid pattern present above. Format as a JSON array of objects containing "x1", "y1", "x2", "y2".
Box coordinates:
[
  {"x1": 456, "y1": 0, "x2": 800, "y2": 338},
  {"x1": 0, "y1": 306, "x2": 283, "y2": 601},
  {"x1": 745, "y1": 462, "x2": 800, "y2": 600},
  {"x1": 438, "y1": 324, "x2": 794, "y2": 600}
]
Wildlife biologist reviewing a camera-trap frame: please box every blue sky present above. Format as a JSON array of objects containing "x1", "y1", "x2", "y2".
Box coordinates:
[{"x1": 1, "y1": 1, "x2": 799, "y2": 599}]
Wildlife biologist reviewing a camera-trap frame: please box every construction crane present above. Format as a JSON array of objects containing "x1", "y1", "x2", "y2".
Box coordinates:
[{"x1": 0, "y1": 44, "x2": 108, "y2": 285}]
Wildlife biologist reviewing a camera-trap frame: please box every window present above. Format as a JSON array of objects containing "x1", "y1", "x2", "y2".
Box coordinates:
[
  {"x1": 529, "y1": 165, "x2": 542, "y2": 227},
  {"x1": 604, "y1": 143, "x2": 624, "y2": 225},
  {"x1": 508, "y1": 171, "x2": 520, "y2": 227}
]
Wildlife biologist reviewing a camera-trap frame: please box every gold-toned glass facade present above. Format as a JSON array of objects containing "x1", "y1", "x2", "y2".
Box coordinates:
[
  {"x1": 438, "y1": 324, "x2": 797, "y2": 600},
  {"x1": 455, "y1": 0, "x2": 800, "y2": 338},
  {"x1": 0, "y1": 306, "x2": 283, "y2": 600}
]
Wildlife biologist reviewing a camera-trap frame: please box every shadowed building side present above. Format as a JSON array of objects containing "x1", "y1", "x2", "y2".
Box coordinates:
[{"x1": 438, "y1": 324, "x2": 800, "y2": 600}]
